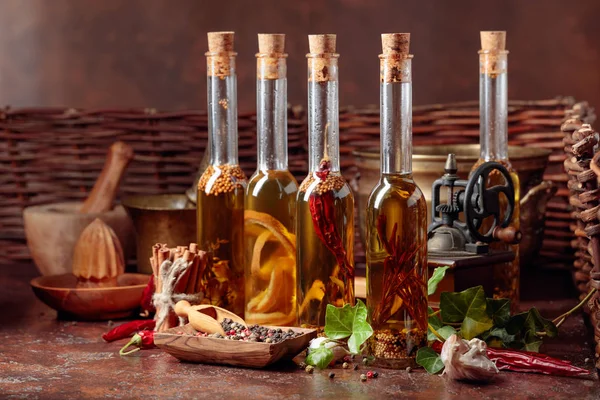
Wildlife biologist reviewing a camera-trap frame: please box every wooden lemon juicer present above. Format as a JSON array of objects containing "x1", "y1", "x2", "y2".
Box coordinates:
[{"x1": 175, "y1": 300, "x2": 246, "y2": 335}]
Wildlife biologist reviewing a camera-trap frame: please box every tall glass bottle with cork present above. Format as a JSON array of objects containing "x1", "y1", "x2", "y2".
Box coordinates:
[
  {"x1": 197, "y1": 31, "x2": 247, "y2": 317},
  {"x1": 471, "y1": 31, "x2": 520, "y2": 306},
  {"x1": 365, "y1": 33, "x2": 428, "y2": 368},
  {"x1": 297, "y1": 34, "x2": 355, "y2": 329},
  {"x1": 245, "y1": 34, "x2": 299, "y2": 326}
]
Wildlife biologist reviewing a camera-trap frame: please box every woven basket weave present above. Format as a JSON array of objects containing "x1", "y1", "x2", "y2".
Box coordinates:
[{"x1": 0, "y1": 97, "x2": 584, "y2": 267}]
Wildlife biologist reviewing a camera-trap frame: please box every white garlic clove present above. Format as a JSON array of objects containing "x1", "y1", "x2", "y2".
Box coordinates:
[
  {"x1": 308, "y1": 337, "x2": 348, "y2": 362},
  {"x1": 441, "y1": 334, "x2": 499, "y2": 382}
]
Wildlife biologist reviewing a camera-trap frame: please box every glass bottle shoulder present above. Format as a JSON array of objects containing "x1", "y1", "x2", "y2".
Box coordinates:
[
  {"x1": 246, "y1": 169, "x2": 298, "y2": 198},
  {"x1": 367, "y1": 174, "x2": 426, "y2": 210},
  {"x1": 297, "y1": 171, "x2": 354, "y2": 203},
  {"x1": 198, "y1": 164, "x2": 247, "y2": 195}
]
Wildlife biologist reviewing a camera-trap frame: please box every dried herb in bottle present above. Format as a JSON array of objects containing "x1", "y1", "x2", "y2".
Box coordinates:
[
  {"x1": 197, "y1": 32, "x2": 247, "y2": 317},
  {"x1": 365, "y1": 33, "x2": 428, "y2": 368}
]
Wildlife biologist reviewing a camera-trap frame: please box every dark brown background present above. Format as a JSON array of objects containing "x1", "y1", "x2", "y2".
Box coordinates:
[{"x1": 0, "y1": 0, "x2": 599, "y2": 111}]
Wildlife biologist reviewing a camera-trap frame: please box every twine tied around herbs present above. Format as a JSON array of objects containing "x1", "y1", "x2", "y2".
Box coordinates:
[{"x1": 153, "y1": 258, "x2": 204, "y2": 330}]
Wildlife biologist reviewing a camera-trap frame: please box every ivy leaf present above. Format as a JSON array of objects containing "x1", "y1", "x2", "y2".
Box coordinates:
[
  {"x1": 482, "y1": 327, "x2": 516, "y2": 348},
  {"x1": 427, "y1": 266, "x2": 449, "y2": 296},
  {"x1": 525, "y1": 308, "x2": 558, "y2": 338},
  {"x1": 506, "y1": 308, "x2": 557, "y2": 339},
  {"x1": 486, "y1": 298, "x2": 511, "y2": 327},
  {"x1": 305, "y1": 344, "x2": 334, "y2": 369},
  {"x1": 429, "y1": 326, "x2": 457, "y2": 342},
  {"x1": 523, "y1": 331, "x2": 543, "y2": 352},
  {"x1": 440, "y1": 286, "x2": 493, "y2": 340},
  {"x1": 416, "y1": 347, "x2": 445, "y2": 374},
  {"x1": 324, "y1": 304, "x2": 353, "y2": 340},
  {"x1": 428, "y1": 311, "x2": 456, "y2": 341},
  {"x1": 324, "y1": 299, "x2": 373, "y2": 354}
]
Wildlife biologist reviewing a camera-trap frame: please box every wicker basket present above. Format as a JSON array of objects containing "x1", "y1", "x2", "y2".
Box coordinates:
[
  {"x1": 560, "y1": 105, "x2": 600, "y2": 364},
  {"x1": 0, "y1": 98, "x2": 585, "y2": 267}
]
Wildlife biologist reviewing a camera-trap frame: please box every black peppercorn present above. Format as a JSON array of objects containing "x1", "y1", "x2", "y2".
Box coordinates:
[{"x1": 328, "y1": 372, "x2": 335, "y2": 379}]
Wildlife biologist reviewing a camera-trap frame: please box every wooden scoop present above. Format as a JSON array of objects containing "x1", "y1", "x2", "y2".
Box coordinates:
[
  {"x1": 80, "y1": 141, "x2": 134, "y2": 214},
  {"x1": 174, "y1": 300, "x2": 246, "y2": 335}
]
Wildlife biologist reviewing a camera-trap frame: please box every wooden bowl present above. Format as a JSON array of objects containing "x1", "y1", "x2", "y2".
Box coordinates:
[
  {"x1": 23, "y1": 202, "x2": 135, "y2": 276},
  {"x1": 155, "y1": 324, "x2": 317, "y2": 368},
  {"x1": 30, "y1": 273, "x2": 149, "y2": 320}
]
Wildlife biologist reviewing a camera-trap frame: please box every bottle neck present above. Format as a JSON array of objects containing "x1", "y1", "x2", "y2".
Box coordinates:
[
  {"x1": 307, "y1": 55, "x2": 340, "y2": 172},
  {"x1": 479, "y1": 51, "x2": 508, "y2": 162},
  {"x1": 380, "y1": 56, "x2": 412, "y2": 175},
  {"x1": 207, "y1": 53, "x2": 238, "y2": 166},
  {"x1": 256, "y1": 55, "x2": 288, "y2": 171}
]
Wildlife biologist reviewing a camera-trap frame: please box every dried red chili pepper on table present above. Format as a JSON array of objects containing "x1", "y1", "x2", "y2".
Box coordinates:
[
  {"x1": 119, "y1": 330, "x2": 155, "y2": 356},
  {"x1": 102, "y1": 319, "x2": 156, "y2": 342},
  {"x1": 486, "y1": 347, "x2": 590, "y2": 377},
  {"x1": 140, "y1": 274, "x2": 156, "y2": 317},
  {"x1": 430, "y1": 342, "x2": 589, "y2": 377}
]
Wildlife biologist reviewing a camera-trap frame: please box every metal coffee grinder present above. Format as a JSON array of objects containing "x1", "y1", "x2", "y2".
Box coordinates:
[{"x1": 427, "y1": 154, "x2": 521, "y2": 302}]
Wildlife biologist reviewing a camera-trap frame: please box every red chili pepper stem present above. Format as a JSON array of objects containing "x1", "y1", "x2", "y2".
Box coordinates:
[{"x1": 119, "y1": 334, "x2": 144, "y2": 356}]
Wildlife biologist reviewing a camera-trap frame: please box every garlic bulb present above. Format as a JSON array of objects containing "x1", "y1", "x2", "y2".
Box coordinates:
[
  {"x1": 440, "y1": 334, "x2": 499, "y2": 382},
  {"x1": 72, "y1": 218, "x2": 125, "y2": 288},
  {"x1": 309, "y1": 337, "x2": 348, "y2": 362}
]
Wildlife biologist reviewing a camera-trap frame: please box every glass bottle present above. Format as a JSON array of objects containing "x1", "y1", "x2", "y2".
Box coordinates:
[
  {"x1": 297, "y1": 34, "x2": 355, "y2": 329},
  {"x1": 197, "y1": 32, "x2": 247, "y2": 317},
  {"x1": 366, "y1": 33, "x2": 428, "y2": 368},
  {"x1": 245, "y1": 34, "x2": 299, "y2": 326},
  {"x1": 470, "y1": 31, "x2": 520, "y2": 307}
]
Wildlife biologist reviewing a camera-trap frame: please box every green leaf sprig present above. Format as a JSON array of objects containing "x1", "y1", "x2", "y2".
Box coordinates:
[
  {"x1": 417, "y1": 267, "x2": 593, "y2": 374},
  {"x1": 305, "y1": 299, "x2": 374, "y2": 369}
]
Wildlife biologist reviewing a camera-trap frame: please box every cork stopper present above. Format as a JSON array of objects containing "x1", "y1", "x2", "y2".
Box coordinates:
[
  {"x1": 208, "y1": 31, "x2": 235, "y2": 53},
  {"x1": 257, "y1": 34, "x2": 286, "y2": 80},
  {"x1": 381, "y1": 33, "x2": 410, "y2": 56},
  {"x1": 258, "y1": 33, "x2": 285, "y2": 54},
  {"x1": 308, "y1": 34, "x2": 336, "y2": 54},
  {"x1": 480, "y1": 31, "x2": 506, "y2": 52},
  {"x1": 380, "y1": 33, "x2": 412, "y2": 83}
]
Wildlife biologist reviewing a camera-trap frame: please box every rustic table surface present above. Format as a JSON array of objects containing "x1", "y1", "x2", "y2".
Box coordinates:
[{"x1": 1, "y1": 263, "x2": 599, "y2": 400}]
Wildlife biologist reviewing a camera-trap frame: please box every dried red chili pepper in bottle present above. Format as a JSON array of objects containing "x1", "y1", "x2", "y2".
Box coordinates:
[
  {"x1": 366, "y1": 34, "x2": 428, "y2": 368},
  {"x1": 296, "y1": 34, "x2": 355, "y2": 328}
]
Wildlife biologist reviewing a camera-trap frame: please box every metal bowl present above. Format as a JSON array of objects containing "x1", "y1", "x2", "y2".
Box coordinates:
[
  {"x1": 353, "y1": 144, "x2": 553, "y2": 266},
  {"x1": 122, "y1": 194, "x2": 196, "y2": 274}
]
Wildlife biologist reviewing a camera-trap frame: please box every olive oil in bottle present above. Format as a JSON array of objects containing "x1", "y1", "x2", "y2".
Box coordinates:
[
  {"x1": 245, "y1": 34, "x2": 299, "y2": 326},
  {"x1": 296, "y1": 34, "x2": 355, "y2": 329},
  {"x1": 366, "y1": 34, "x2": 428, "y2": 368},
  {"x1": 197, "y1": 32, "x2": 247, "y2": 317}
]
